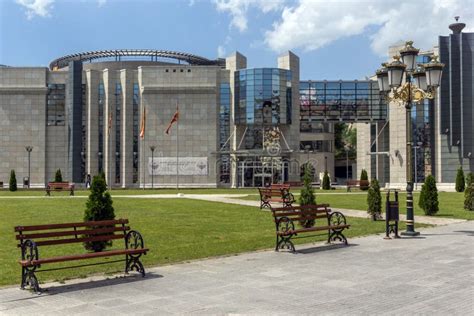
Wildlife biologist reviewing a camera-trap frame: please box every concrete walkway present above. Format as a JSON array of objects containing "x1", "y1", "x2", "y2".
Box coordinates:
[
  {"x1": 182, "y1": 194, "x2": 467, "y2": 226},
  {"x1": 0, "y1": 221, "x2": 473, "y2": 315}
]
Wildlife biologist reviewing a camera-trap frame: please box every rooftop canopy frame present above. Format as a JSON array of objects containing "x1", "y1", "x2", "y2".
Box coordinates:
[{"x1": 49, "y1": 49, "x2": 225, "y2": 70}]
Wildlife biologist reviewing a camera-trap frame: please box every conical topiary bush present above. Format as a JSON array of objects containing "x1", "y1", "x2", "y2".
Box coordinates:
[
  {"x1": 83, "y1": 174, "x2": 115, "y2": 252},
  {"x1": 418, "y1": 175, "x2": 439, "y2": 216}
]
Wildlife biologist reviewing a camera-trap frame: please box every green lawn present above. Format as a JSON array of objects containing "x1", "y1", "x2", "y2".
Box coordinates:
[
  {"x1": 239, "y1": 191, "x2": 473, "y2": 220},
  {"x1": 0, "y1": 197, "x2": 427, "y2": 287},
  {"x1": 0, "y1": 188, "x2": 259, "y2": 196}
]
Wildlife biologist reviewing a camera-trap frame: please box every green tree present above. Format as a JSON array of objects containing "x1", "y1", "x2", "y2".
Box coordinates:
[
  {"x1": 54, "y1": 169, "x2": 63, "y2": 182},
  {"x1": 334, "y1": 123, "x2": 357, "y2": 160},
  {"x1": 464, "y1": 172, "x2": 473, "y2": 211},
  {"x1": 9, "y1": 170, "x2": 17, "y2": 192},
  {"x1": 455, "y1": 167, "x2": 465, "y2": 192},
  {"x1": 322, "y1": 171, "x2": 331, "y2": 190},
  {"x1": 418, "y1": 175, "x2": 439, "y2": 216},
  {"x1": 360, "y1": 169, "x2": 369, "y2": 190},
  {"x1": 299, "y1": 165, "x2": 317, "y2": 228},
  {"x1": 83, "y1": 174, "x2": 115, "y2": 252},
  {"x1": 367, "y1": 178, "x2": 382, "y2": 220}
]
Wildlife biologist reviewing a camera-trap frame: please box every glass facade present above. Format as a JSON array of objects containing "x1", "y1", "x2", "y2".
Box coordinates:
[
  {"x1": 132, "y1": 83, "x2": 139, "y2": 183},
  {"x1": 234, "y1": 68, "x2": 292, "y2": 125},
  {"x1": 115, "y1": 83, "x2": 122, "y2": 184},
  {"x1": 299, "y1": 81, "x2": 386, "y2": 122},
  {"x1": 411, "y1": 99, "x2": 434, "y2": 183},
  {"x1": 219, "y1": 83, "x2": 231, "y2": 184},
  {"x1": 47, "y1": 84, "x2": 65, "y2": 126}
]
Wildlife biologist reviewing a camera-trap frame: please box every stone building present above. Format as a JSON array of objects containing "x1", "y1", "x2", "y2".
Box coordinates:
[{"x1": 0, "y1": 50, "x2": 330, "y2": 188}]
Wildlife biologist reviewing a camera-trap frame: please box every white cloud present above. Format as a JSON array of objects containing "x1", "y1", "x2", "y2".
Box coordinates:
[
  {"x1": 265, "y1": 0, "x2": 473, "y2": 56},
  {"x1": 217, "y1": 45, "x2": 226, "y2": 58},
  {"x1": 16, "y1": 0, "x2": 54, "y2": 19},
  {"x1": 214, "y1": 0, "x2": 286, "y2": 32},
  {"x1": 189, "y1": 0, "x2": 195, "y2": 6},
  {"x1": 98, "y1": 0, "x2": 106, "y2": 7}
]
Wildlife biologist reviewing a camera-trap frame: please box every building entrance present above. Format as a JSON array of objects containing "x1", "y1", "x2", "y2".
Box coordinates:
[{"x1": 237, "y1": 157, "x2": 289, "y2": 188}]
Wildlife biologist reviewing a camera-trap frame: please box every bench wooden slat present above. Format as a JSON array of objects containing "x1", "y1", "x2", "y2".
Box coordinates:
[
  {"x1": 272, "y1": 210, "x2": 328, "y2": 217},
  {"x1": 14, "y1": 219, "x2": 129, "y2": 232},
  {"x1": 271, "y1": 205, "x2": 330, "y2": 212},
  {"x1": 273, "y1": 214, "x2": 329, "y2": 222},
  {"x1": 26, "y1": 234, "x2": 125, "y2": 247},
  {"x1": 277, "y1": 224, "x2": 351, "y2": 235},
  {"x1": 19, "y1": 248, "x2": 149, "y2": 266},
  {"x1": 16, "y1": 226, "x2": 130, "y2": 240}
]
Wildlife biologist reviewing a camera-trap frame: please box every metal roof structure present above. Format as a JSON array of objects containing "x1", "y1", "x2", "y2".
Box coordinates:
[{"x1": 49, "y1": 49, "x2": 225, "y2": 70}]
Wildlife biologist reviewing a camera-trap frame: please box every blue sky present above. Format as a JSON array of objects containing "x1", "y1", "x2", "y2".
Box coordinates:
[{"x1": 0, "y1": 0, "x2": 471, "y2": 80}]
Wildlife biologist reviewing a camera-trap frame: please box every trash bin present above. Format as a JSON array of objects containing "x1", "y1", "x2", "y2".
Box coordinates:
[
  {"x1": 384, "y1": 189, "x2": 400, "y2": 239},
  {"x1": 23, "y1": 177, "x2": 29, "y2": 188}
]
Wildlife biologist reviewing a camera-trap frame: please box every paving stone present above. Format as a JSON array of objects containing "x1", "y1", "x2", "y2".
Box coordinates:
[{"x1": 0, "y1": 221, "x2": 472, "y2": 315}]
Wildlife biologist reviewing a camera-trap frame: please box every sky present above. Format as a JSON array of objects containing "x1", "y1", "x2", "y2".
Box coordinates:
[{"x1": 0, "y1": 0, "x2": 472, "y2": 80}]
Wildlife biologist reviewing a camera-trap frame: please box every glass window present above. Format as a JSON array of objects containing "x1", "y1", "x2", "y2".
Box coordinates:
[
  {"x1": 235, "y1": 69, "x2": 291, "y2": 125},
  {"x1": 47, "y1": 84, "x2": 65, "y2": 126}
]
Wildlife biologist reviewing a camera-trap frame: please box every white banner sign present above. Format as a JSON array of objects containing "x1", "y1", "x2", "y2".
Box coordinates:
[{"x1": 148, "y1": 157, "x2": 208, "y2": 176}]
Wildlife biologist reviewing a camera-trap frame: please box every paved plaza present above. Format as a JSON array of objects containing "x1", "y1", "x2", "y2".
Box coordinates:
[{"x1": 0, "y1": 221, "x2": 472, "y2": 315}]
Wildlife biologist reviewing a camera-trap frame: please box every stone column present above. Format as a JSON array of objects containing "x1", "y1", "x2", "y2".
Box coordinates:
[
  {"x1": 103, "y1": 69, "x2": 116, "y2": 187},
  {"x1": 85, "y1": 69, "x2": 99, "y2": 176},
  {"x1": 226, "y1": 52, "x2": 247, "y2": 188},
  {"x1": 121, "y1": 69, "x2": 134, "y2": 187},
  {"x1": 278, "y1": 51, "x2": 301, "y2": 182}
]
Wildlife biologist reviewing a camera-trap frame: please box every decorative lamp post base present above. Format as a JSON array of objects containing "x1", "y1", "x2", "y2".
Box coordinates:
[{"x1": 401, "y1": 230, "x2": 420, "y2": 237}]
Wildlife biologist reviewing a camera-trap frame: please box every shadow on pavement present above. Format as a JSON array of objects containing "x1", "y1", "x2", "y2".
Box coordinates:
[
  {"x1": 6, "y1": 272, "x2": 162, "y2": 300},
  {"x1": 295, "y1": 243, "x2": 358, "y2": 254},
  {"x1": 453, "y1": 230, "x2": 474, "y2": 236}
]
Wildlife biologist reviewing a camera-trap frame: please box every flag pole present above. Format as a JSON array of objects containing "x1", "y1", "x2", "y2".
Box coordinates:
[
  {"x1": 176, "y1": 100, "x2": 179, "y2": 191},
  {"x1": 142, "y1": 133, "x2": 145, "y2": 190},
  {"x1": 141, "y1": 106, "x2": 146, "y2": 190}
]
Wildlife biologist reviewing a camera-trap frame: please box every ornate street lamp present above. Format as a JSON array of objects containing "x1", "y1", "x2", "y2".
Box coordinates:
[
  {"x1": 376, "y1": 41, "x2": 444, "y2": 237},
  {"x1": 149, "y1": 146, "x2": 156, "y2": 189},
  {"x1": 25, "y1": 146, "x2": 33, "y2": 188}
]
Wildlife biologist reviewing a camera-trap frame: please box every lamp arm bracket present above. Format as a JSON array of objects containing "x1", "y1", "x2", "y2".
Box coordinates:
[{"x1": 387, "y1": 83, "x2": 434, "y2": 104}]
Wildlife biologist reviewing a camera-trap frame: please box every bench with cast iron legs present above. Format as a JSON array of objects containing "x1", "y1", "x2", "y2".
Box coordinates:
[
  {"x1": 258, "y1": 187, "x2": 295, "y2": 209},
  {"x1": 14, "y1": 218, "x2": 148, "y2": 293},
  {"x1": 45, "y1": 182, "x2": 75, "y2": 196},
  {"x1": 271, "y1": 204, "x2": 350, "y2": 252}
]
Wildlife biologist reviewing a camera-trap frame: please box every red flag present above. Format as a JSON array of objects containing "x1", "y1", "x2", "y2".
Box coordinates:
[
  {"x1": 139, "y1": 106, "x2": 146, "y2": 139},
  {"x1": 165, "y1": 105, "x2": 179, "y2": 135}
]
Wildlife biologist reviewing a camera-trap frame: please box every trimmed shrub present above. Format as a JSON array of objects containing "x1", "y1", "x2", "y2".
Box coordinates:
[
  {"x1": 54, "y1": 169, "x2": 63, "y2": 182},
  {"x1": 465, "y1": 172, "x2": 473, "y2": 211},
  {"x1": 367, "y1": 178, "x2": 382, "y2": 220},
  {"x1": 455, "y1": 167, "x2": 465, "y2": 192},
  {"x1": 83, "y1": 175, "x2": 115, "y2": 252},
  {"x1": 322, "y1": 171, "x2": 331, "y2": 190},
  {"x1": 9, "y1": 170, "x2": 17, "y2": 192},
  {"x1": 360, "y1": 169, "x2": 369, "y2": 190},
  {"x1": 299, "y1": 165, "x2": 317, "y2": 228},
  {"x1": 418, "y1": 175, "x2": 439, "y2": 216}
]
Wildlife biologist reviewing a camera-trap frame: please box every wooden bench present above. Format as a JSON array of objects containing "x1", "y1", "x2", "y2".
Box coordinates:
[
  {"x1": 258, "y1": 187, "x2": 295, "y2": 209},
  {"x1": 271, "y1": 205, "x2": 350, "y2": 252},
  {"x1": 14, "y1": 218, "x2": 148, "y2": 293},
  {"x1": 346, "y1": 180, "x2": 370, "y2": 192},
  {"x1": 46, "y1": 182, "x2": 75, "y2": 196}
]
